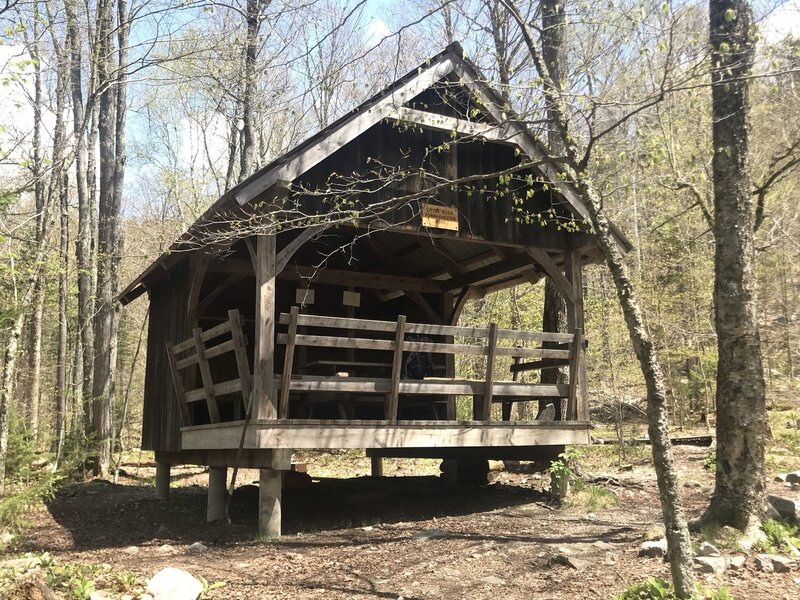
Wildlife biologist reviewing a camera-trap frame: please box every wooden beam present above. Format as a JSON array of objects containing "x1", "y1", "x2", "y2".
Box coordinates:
[
  {"x1": 525, "y1": 247, "x2": 577, "y2": 304},
  {"x1": 275, "y1": 224, "x2": 329, "y2": 274},
  {"x1": 165, "y1": 342, "x2": 191, "y2": 426},
  {"x1": 281, "y1": 264, "x2": 446, "y2": 293},
  {"x1": 254, "y1": 234, "x2": 277, "y2": 420},
  {"x1": 387, "y1": 315, "x2": 406, "y2": 422},
  {"x1": 366, "y1": 238, "x2": 444, "y2": 321},
  {"x1": 444, "y1": 252, "x2": 536, "y2": 291},
  {"x1": 192, "y1": 328, "x2": 221, "y2": 423},
  {"x1": 482, "y1": 323, "x2": 499, "y2": 421},
  {"x1": 198, "y1": 273, "x2": 246, "y2": 316},
  {"x1": 565, "y1": 250, "x2": 589, "y2": 421},
  {"x1": 229, "y1": 309, "x2": 252, "y2": 418},
  {"x1": 387, "y1": 107, "x2": 515, "y2": 145},
  {"x1": 567, "y1": 329, "x2": 584, "y2": 421},
  {"x1": 279, "y1": 306, "x2": 299, "y2": 419},
  {"x1": 273, "y1": 376, "x2": 569, "y2": 397},
  {"x1": 233, "y1": 57, "x2": 456, "y2": 205},
  {"x1": 181, "y1": 419, "x2": 592, "y2": 450},
  {"x1": 417, "y1": 237, "x2": 464, "y2": 277},
  {"x1": 186, "y1": 255, "x2": 210, "y2": 330}
]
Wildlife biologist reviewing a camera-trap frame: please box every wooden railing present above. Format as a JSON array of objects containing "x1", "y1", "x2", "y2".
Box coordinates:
[
  {"x1": 276, "y1": 308, "x2": 587, "y2": 422},
  {"x1": 166, "y1": 309, "x2": 251, "y2": 426}
]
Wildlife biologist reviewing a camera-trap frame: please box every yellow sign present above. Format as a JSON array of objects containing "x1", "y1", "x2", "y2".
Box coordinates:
[{"x1": 421, "y1": 203, "x2": 459, "y2": 231}]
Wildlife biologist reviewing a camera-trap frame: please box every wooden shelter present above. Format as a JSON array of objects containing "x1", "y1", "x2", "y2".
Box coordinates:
[{"x1": 120, "y1": 42, "x2": 631, "y2": 535}]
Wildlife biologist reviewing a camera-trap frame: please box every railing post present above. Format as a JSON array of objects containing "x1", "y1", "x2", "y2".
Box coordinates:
[
  {"x1": 567, "y1": 328, "x2": 584, "y2": 420},
  {"x1": 482, "y1": 322, "x2": 499, "y2": 422},
  {"x1": 279, "y1": 306, "x2": 299, "y2": 418},
  {"x1": 192, "y1": 327, "x2": 221, "y2": 423},
  {"x1": 387, "y1": 315, "x2": 406, "y2": 423}
]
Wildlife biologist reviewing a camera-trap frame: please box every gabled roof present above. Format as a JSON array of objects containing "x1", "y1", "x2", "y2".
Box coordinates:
[{"x1": 120, "y1": 41, "x2": 630, "y2": 305}]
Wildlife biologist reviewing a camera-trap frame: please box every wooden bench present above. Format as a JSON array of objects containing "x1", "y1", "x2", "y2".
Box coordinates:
[{"x1": 276, "y1": 308, "x2": 586, "y2": 422}]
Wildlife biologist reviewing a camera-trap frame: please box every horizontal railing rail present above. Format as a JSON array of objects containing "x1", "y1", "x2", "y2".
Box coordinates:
[{"x1": 276, "y1": 307, "x2": 586, "y2": 423}]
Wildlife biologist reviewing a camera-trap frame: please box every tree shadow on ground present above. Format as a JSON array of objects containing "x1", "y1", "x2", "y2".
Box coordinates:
[{"x1": 36, "y1": 474, "x2": 547, "y2": 552}]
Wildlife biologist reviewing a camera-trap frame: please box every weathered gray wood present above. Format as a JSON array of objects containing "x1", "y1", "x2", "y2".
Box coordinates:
[
  {"x1": 193, "y1": 327, "x2": 221, "y2": 423},
  {"x1": 258, "y1": 468, "x2": 282, "y2": 537},
  {"x1": 172, "y1": 320, "x2": 233, "y2": 354},
  {"x1": 274, "y1": 375, "x2": 569, "y2": 397},
  {"x1": 565, "y1": 251, "x2": 589, "y2": 421},
  {"x1": 388, "y1": 107, "x2": 513, "y2": 145},
  {"x1": 510, "y1": 357, "x2": 570, "y2": 373},
  {"x1": 155, "y1": 461, "x2": 170, "y2": 499},
  {"x1": 234, "y1": 57, "x2": 455, "y2": 205},
  {"x1": 185, "y1": 377, "x2": 243, "y2": 403},
  {"x1": 277, "y1": 312, "x2": 575, "y2": 343},
  {"x1": 181, "y1": 419, "x2": 592, "y2": 450},
  {"x1": 164, "y1": 342, "x2": 191, "y2": 426},
  {"x1": 229, "y1": 309, "x2": 252, "y2": 410},
  {"x1": 483, "y1": 323, "x2": 499, "y2": 421},
  {"x1": 281, "y1": 264, "x2": 445, "y2": 293},
  {"x1": 444, "y1": 252, "x2": 537, "y2": 291},
  {"x1": 207, "y1": 466, "x2": 227, "y2": 523},
  {"x1": 176, "y1": 337, "x2": 243, "y2": 369},
  {"x1": 275, "y1": 224, "x2": 328, "y2": 274},
  {"x1": 567, "y1": 329, "x2": 584, "y2": 420},
  {"x1": 276, "y1": 333, "x2": 570, "y2": 359},
  {"x1": 387, "y1": 315, "x2": 406, "y2": 422},
  {"x1": 198, "y1": 273, "x2": 246, "y2": 317},
  {"x1": 525, "y1": 247, "x2": 577, "y2": 304},
  {"x1": 279, "y1": 306, "x2": 299, "y2": 419},
  {"x1": 254, "y1": 234, "x2": 277, "y2": 419},
  {"x1": 186, "y1": 254, "x2": 210, "y2": 330}
]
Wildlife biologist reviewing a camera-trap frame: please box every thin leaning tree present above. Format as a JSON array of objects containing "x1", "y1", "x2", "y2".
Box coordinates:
[{"x1": 496, "y1": 0, "x2": 696, "y2": 595}]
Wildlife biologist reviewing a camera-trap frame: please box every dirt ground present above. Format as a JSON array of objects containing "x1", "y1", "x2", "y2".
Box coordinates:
[{"x1": 4, "y1": 438, "x2": 798, "y2": 599}]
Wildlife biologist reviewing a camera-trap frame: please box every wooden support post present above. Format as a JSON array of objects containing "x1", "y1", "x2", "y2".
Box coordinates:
[
  {"x1": 443, "y1": 292, "x2": 456, "y2": 420},
  {"x1": 503, "y1": 355, "x2": 522, "y2": 421},
  {"x1": 207, "y1": 466, "x2": 227, "y2": 523},
  {"x1": 387, "y1": 315, "x2": 406, "y2": 422},
  {"x1": 370, "y1": 456, "x2": 384, "y2": 477},
  {"x1": 279, "y1": 306, "x2": 299, "y2": 418},
  {"x1": 258, "y1": 468, "x2": 282, "y2": 537},
  {"x1": 482, "y1": 322, "x2": 499, "y2": 421},
  {"x1": 155, "y1": 462, "x2": 170, "y2": 500},
  {"x1": 565, "y1": 251, "x2": 589, "y2": 421},
  {"x1": 193, "y1": 327, "x2": 221, "y2": 423},
  {"x1": 567, "y1": 329, "x2": 584, "y2": 421},
  {"x1": 254, "y1": 234, "x2": 277, "y2": 420}
]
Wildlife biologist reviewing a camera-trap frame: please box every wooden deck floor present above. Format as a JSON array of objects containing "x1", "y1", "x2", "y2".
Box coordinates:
[{"x1": 180, "y1": 419, "x2": 591, "y2": 450}]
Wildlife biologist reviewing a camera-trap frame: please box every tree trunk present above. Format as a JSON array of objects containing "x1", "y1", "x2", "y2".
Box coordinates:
[
  {"x1": 539, "y1": 0, "x2": 568, "y2": 410},
  {"x1": 239, "y1": 0, "x2": 261, "y2": 181},
  {"x1": 65, "y1": 0, "x2": 95, "y2": 436},
  {"x1": 502, "y1": 1, "x2": 696, "y2": 594},
  {"x1": 699, "y1": 0, "x2": 767, "y2": 533},
  {"x1": 91, "y1": 0, "x2": 128, "y2": 476},
  {"x1": 54, "y1": 174, "x2": 69, "y2": 463},
  {"x1": 25, "y1": 4, "x2": 46, "y2": 441}
]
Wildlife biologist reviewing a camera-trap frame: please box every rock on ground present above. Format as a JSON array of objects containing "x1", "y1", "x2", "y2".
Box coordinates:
[
  {"x1": 754, "y1": 554, "x2": 798, "y2": 573},
  {"x1": 694, "y1": 556, "x2": 727, "y2": 574},
  {"x1": 638, "y1": 539, "x2": 667, "y2": 558},
  {"x1": 768, "y1": 495, "x2": 799, "y2": 522},
  {"x1": 146, "y1": 567, "x2": 204, "y2": 600},
  {"x1": 697, "y1": 542, "x2": 721, "y2": 557}
]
